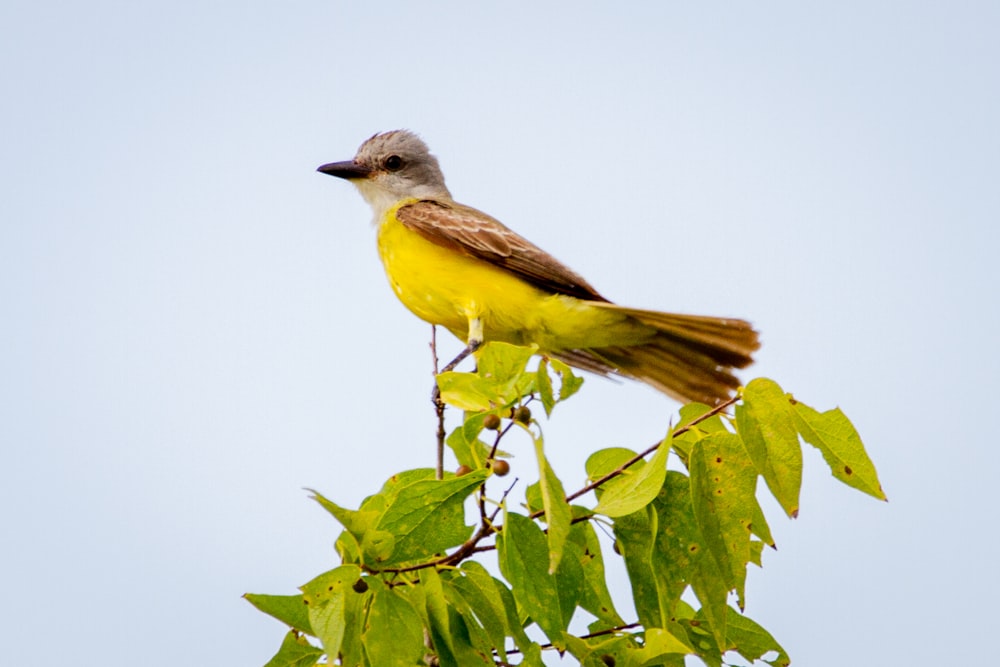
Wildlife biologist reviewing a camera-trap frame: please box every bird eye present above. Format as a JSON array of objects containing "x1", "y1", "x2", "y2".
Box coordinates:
[{"x1": 384, "y1": 155, "x2": 404, "y2": 171}]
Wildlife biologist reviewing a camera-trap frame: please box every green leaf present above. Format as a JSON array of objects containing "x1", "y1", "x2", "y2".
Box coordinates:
[
  {"x1": 534, "y1": 432, "x2": 572, "y2": 573},
  {"x1": 650, "y1": 472, "x2": 706, "y2": 618},
  {"x1": 497, "y1": 512, "x2": 567, "y2": 646},
  {"x1": 593, "y1": 433, "x2": 670, "y2": 518},
  {"x1": 373, "y1": 469, "x2": 488, "y2": 566},
  {"x1": 686, "y1": 606, "x2": 727, "y2": 666},
  {"x1": 244, "y1": 593, "x2": 312, "y2": 635},
  {"x1": 536, "y1": 357, "x2": 556, "y2": 416},
  {"x1": 411, "y1": 568, "x2": 496, "y2": 666},
  {"x1": 665, "y1": 599, "x2": 718, "y2": 660},
  {"x1": 793, "y1": 402, "x2": 886, "y2": 501},
  {"x1": 736, "y1": 378, "x2": 803, "y2": 517},
  {"x1": 749, "y1": 539, "x2": 765, "y2": 567},
  {"x1": 537, "y1": 357, "x2": 584, "y2": 415},
  {"x1": 561, "y1": 633, "x2": 598, "y2": 666},
  {"x1": 673, "y1": 403, "x2": 728, "y2": 464},
  {"x1": 596, "y1": 460, "x2": 685, "y2": 628},
  {"x1": 524, "y1": 481, "x2": 543, "y2": 515},
  {"x1": 419, "y1": 567, "x2": 464, "y2": 667},
  {"x1": 615, "y1": 469, "x2": 733, "y2": 656},
  {"x1": 519, "y1": 643, "x2": 546, "y2": 667},
  {"x1": 560, "y1": 633, "x2": 591, "y2": 664},
  {"x1": 444, "y1": 575, "x2": 508, "y2": 664},
  {"x1": 439, "y1": 342, "x2": 536, "y2": 410},
  {"x1": 495, "y1": 571, "x2": 540, "y2": 656},
  {"x1": 378, "y1": 467, "x2": 439, "y2": 494},
  {"x1": 460, "y1": 410, "x2": 488, "y2": 447},
  {"x1": 690, "y1": 432, "x2": 758, "y2": 611},
  {"x1": 569, "y1": 521, "x2": 625, "y2": 628},
  {"x1": 749, "y1": 495, "x2": 775, "y2": 548},
  {"x1": 677, "y1": 402, "x2": 729, "y2": 433},
  {"x1": 586, "y1": 446, "x2": 641, "y2": 509},
  {"x1": 446, "y1": 414, "x2": 497, "y2": 470},
  {"x1": 456, "y1": 561, "x2": 533, "y2": 654},
  {"x1": 359, "y1": 529, "x2": 396, "y2": 565},
  {"x1": 612, "y1": 503, "x2": 663, "y2": 628},
  {"x1": 562, "y1": 633, "x2": 636, "y2": 667},
  {"x1": 308, "y1": 490, "x2": 378, "y2": 542},
  {"x1": 262, "y1": 630, "x2": 323, "y2": 667},
  {"x1": 299, "y1": 565, "x2": 362, "y2": 660},
  {"x1": 362, "y1": 580, "x2": 426, "y2": 667},
  {"x1": 476, "y1": 341, "x2": 536, "y2": 389},
  {"x1": 550, "y1": 358, "x2": 584, "y2": 401},
  {"x1": 627, "y1": 651, "x2": 686, "y2": 667},
  {"x1": 436, "y1": 372, "x2": 502, "y2": 411},
  {"x1": 634, "y1": 626, "x2": 695, "y2": 661},
  {"x1": 341, "y1": 574, "x2": 369, "y2": 665},
  {"x1": 554, "y1": 538, "x2": 585, "y2": 629},
  {"x1": 586, "y1": 447, "x2": 637, "y2": 481},
  {"x1": 725, "y1": 608, "x2": 790, "y2": 666},
  {"x1": 445, "y1": 602, "x2": 496, "y2": 665},
  {"x1": 333, "y1": 530, "x2": 360, "y2": 565},
  {"x1": 325, "y1": 488, "x2": 390, "y2": 565}
]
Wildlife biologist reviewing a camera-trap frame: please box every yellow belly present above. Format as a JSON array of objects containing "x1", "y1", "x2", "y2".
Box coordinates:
[{"x1": 375, "y1": 204, "x2": 654, "y2": 350}]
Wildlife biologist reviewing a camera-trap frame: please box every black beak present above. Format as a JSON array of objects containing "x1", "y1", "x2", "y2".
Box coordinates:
[{"x1": 317, "y1": 160, "x2": 372, "y2": 180}]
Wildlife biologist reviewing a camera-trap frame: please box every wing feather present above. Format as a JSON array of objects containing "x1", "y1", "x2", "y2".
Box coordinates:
[{"x1": 396, "y1": 200, "x2": 608, "y2": 302}]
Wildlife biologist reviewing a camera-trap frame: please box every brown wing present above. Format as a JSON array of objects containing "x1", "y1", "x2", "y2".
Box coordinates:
[{"x1": 396, "y1": 199, "x2": 608, "y2": 302}]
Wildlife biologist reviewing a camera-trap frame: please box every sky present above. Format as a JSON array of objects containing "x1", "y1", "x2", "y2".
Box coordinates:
[{"x1": 2, "y1": 2, "x2": 998, "y2": 665}]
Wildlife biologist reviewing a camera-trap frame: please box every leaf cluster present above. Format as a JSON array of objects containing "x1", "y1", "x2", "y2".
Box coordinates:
[{"x1": 247, "y1": 343, "x2": 884, "y2": 666}]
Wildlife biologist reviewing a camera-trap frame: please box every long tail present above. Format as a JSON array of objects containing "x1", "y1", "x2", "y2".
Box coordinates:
[{"x1": 551, "y1": 305, "x2": 760, "y2": 405}]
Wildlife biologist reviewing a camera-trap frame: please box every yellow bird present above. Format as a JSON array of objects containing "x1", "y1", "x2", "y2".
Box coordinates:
[{"x1": 318, "y1": 130, "x2": 759, "y2": 405}]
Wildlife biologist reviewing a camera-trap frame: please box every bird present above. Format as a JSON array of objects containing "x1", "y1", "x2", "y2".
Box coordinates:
[{"x1": 317, "y1": 130, "x2": 759, "y2": 405}]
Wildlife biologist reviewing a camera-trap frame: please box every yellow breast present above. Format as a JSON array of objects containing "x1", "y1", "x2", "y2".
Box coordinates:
[{"x1": 375, "y1": 202, "x2": 652, "y2": 350}]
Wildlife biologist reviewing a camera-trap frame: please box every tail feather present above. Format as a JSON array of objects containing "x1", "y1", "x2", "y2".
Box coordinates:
[
  {"x1": 606, "y1": 306, "x2": 758, "y2": 366},
  {"x1": 551, "y1": 307, "x2": 760, "y2": 405}
]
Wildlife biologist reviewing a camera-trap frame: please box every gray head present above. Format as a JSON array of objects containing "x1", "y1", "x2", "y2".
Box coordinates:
[{"x1": 318, "y1": 130, "x2": 452, "y2": 216}]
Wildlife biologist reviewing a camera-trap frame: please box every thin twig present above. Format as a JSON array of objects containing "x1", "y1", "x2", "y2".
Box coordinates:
[
  {"x1": 489, "y1": 419, "x2": 516, "y2": 461},
  {"x1": 502, "y1": 620, "x2": 643, "y2": 656},
  {"x1": 431, "y1": 326, "x2": 445, "y2": 480},
  {"x1": 432, "y1": 330, "x2": 483, "y2": 480},
  {"x1": 564, "y1": 394, "x2": 739, "y2": 504}
]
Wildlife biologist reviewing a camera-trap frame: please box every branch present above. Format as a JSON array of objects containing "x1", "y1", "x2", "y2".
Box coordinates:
[
  {"x1": 566, "y1": 394, "x2": 738, "y2": 503},
  {"x1": 430, "y1": 326, "x2": 445, "y2": 480},
  {"x1": 502, "y1": 620, "x2": 642, "y2": 657},
  {"x1": 518, "y1": 394, "x2": 740, "y2": 525}
]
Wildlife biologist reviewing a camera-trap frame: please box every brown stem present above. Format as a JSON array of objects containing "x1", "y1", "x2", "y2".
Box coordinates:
[
  {"x1": 431, "y1": 326, "x2": 445, "y2": 480},
  {"x1": 566, "y1": 394, "x2": 738, "y2": 503},
  {"x1": 522, "y1": 394, "x2": 740, "y2": 523},
  {"x1": 502, "y1": 620, "x2": 642, "y2": 656}
]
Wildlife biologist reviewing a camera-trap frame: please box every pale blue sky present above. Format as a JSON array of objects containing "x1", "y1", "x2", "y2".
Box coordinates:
[{"x1": 2, "y1": 2, "x2": 998, "y2": 665}]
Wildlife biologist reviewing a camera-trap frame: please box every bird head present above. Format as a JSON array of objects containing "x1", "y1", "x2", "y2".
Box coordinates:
[{"x1": 318, "y1": 130, "x2": 452, "y2": 217}]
